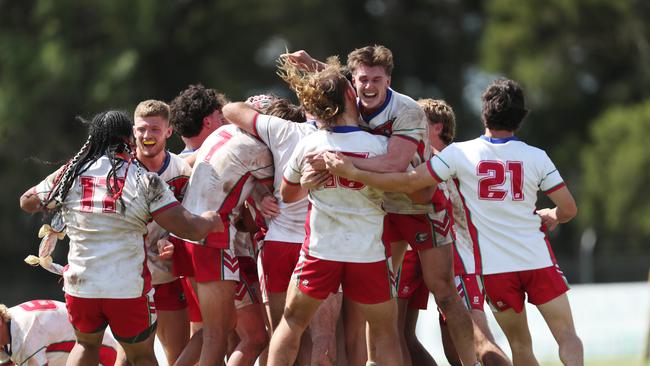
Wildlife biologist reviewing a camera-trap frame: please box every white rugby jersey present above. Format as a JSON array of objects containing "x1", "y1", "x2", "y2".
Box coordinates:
[
  {"x1": 427, "y1": 136, "x2": 565, "y2": 274},
  {"x1": 34, "y1": 155, "x2": 179, "y2": 298},
  {"x1": 142, "y1": 152, "x2": 192, "y2": 285},
  {"x1": 359, "y1": 88, "x2": 432, "y2": 215},
  {"x1": 253, "y1": 114, "x2": 318, "y2": 243},
  {"x1": 283, "y1": 126, "x2": 388, "y2": 263},
  {"x1": 5, "y1": 300, "x2": 118, "y2": 366},
  {"x1": 180, "y1": 125, "x2": 274, "y2": 249}
]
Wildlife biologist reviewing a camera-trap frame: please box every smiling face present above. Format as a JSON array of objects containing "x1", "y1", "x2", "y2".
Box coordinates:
[
  {"x1": 351, "y1": 64, "x2": 391, "y2": 114},
  {"x1": 134, "y1": 115, "x2": 172, "y2": 159}
]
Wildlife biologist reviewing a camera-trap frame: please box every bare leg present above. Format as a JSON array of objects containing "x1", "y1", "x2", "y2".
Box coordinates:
[
  {"x1": 310, "y1": 293, "x2": 343, "y2": 366},
  {"x1": 419, "y1": 246, "x2": 477, "y2": 365},
  {"x1": 197, "y1": 280, "x2": 237, "y2": 366},
  {"x1": 267, "y1": 285, "x2": 322, "y2": 366},
  {"x1": 67, "y1": 329, "x2": 104, "y2": 366},
  {"x1": 118, "y1": 331, "x2": 158, "y2": 366},
  {"x1": 471, "y1": 310, "x2": 511, "y2": 366},
  {"x1": 493, "y1": 307, "x2": 539, "y2": 366},
  {"x1": 228, "y1": 303, "x2": 269, "y2": 366},
  {"x1": 396, "y1": 299, "x2": 413, "y2": 366},
  {"x1": 536, "y1": 294, "x2": 583, "y2": 366},
  {"x1": 156, "y1": 308, "x2": 190, "y2": 365},
  {"x1": 356, "y1": 298, "x2": 402, "y2": 366},
  {"x1": 342, "y1": 298, "x2": 367, "y2": 365},
  {"x1": 404, "y1": 307, "x2": 436, "y2": 366}
]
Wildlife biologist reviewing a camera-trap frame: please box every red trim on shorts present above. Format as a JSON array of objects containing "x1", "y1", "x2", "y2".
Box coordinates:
[
  {"x1": 302, "y1": 202, "x2": 313, "y2": 257},
  {"x1": 453, "y1": 179, "x2": 483, "y2": 274},
  {"x1": 141, "y1": 237, "x2": 152, "y2": 295},
  {"x1": 282, "y1": 176, "x2": 301, "y2": 186},
  {"x1": 203, "y1": 130, "x2": 233, "y2": 162},
  {"x1": 426, "y1": 160, "x2": 443, "y2": 183},
  {"x1": 543, "y1": 182, "x2": 566, "y2": 195},
  {"x1": 151, "y1": 201, "x2": 181, "y2": 217},
  {"x1": 392, "y1": 134, "x2": 419, "y2": 146}
]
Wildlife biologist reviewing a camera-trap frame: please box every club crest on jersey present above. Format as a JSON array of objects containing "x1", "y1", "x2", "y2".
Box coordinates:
[
  {"x1": 371, "y1": 118, "x2": 395, "y2": 137},
  {"x1": 415, "y1": 232, "x2": 429, "y2": 243}
]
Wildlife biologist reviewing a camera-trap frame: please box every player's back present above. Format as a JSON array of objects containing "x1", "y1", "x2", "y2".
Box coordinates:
[
  {"x1": 430, "y1": 136, "x2": 565, "y2": 274},
  {"x1": 34, "y1": 155, "x2": 180, "y2": 298},
  {"x1": 181, "y1": 125, "x2": 273, "y2": 247},
  {"x1": 253, "y1": 114, "x2": 318, "y2": 243},
  {"x1": 8, "y1": 300, "x2": 118, "y2": 366},
  {"x1": 284, "y1": 126, "x2": 387, "y2": 262}
]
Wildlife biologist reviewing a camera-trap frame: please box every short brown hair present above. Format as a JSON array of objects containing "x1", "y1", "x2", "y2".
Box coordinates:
[
  {"x1": 0, "y1": 304, "x2": 10, "y2": 323},
  {"x1": 347, "y1": 45, "x2": 394, "y2": 76},
  {"x1": 481, "y1": 79, "x2": 528, "y2": 132},
  {"x1": 418, "y1": 99, "x2": 456, "y2": 145},
  {"x1": 134, "y1": 99, "x2": 170, "y2": 121},
  {"x1": 265, "y1": 99, "x2": 306, "y2": 122}
]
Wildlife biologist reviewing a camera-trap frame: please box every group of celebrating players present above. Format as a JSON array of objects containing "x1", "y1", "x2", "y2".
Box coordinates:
[{"x1": 3, "y1": 44, "x2": 584, "y2": 366}]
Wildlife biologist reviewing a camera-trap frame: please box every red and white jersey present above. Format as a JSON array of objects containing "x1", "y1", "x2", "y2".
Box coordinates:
[
  {"x1": 143, "y1": 152, "x2": 192, "y2": 285},
  {"x1": 427, "y1": 136, "x2": 565, "y2": 274},
  {"x1": 359, "y1": 88, "x2": 432, "y2": 215},
  {"x1": 5, "y1": 300, "x2": 119, "y2": 366},
  {"x1": 284, "y1": 126, "x2": 388, "y2": 263},
  {"x1": 252, "y1": 114, "x2": 318, "y2": 243},
  {"x1": 180, "y1": 124, "x2": 274, "y2": 249},
  {"x1": 34, "y1": 156, "x2": 179, "y2": 298}
]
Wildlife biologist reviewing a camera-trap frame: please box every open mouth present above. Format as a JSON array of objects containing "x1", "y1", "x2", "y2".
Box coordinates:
[{"x1": 143, "y1": 140, "x2": 156, "y2": 146}]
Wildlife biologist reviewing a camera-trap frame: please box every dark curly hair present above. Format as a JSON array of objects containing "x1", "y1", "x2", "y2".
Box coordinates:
[
  {"x1": 169, "y1": 84, "x2": 229, "y2": 138},
  {"x1": 481, "y1": 79, "x2": 529, "y2": 132},
  {"x1": 265, "y1": 98, "x2": 306, "y2": 122}
]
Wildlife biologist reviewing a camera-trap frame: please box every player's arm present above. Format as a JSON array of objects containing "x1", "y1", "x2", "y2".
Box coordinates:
[
  {"x1": 222, "y1": 102, "x2": 259, "y2": 136},
  {"x1": 408, "y1": 185, "x2": 436, "y2": 204},
  {"x1": 349, "y1": 135, "x2": 417, "y2": 173},
  {"x1": 280, "y1": 178, "x2": 307, "y2": 203},
  {"x1": 153, "y1": 205, "x2": 224, "y2": 241},
  {"x1": 536, "y1": 186, "x2": 578, "y2": 231},
  {"x1": 324, "y1": 152, "x2": 437, "y2": 193},
  {"x1": 19, "y1": 187, "x2": 43, "y2": 213},
  {"x1": 281, "y1": 50, "x2": 327, "y2": 72}
]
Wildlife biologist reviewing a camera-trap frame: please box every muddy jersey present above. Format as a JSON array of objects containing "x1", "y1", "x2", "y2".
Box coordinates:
[
  {"x1": 359, "y1": 88, "x2": 432, "y2": 214},
  {"x1": 427, "y1": 136, "x2": 565, "y2": 274},
  {"x1": 33, "y1": 156, "x2": 179, "y2": 298},
  {"x1": 253, "y1": 114, "x2": 318, "y2": 243},
  {"x1": 142, "y1": 152, "x2": 192, "y2": 285},
  {"x1": 4, "y1": 300, "x2": 119, "y2": 366},
  {"x1": 284, "y1": 126, "x2": 388, "y2": 263},
  {"x1": 180, "y1": 124, "x2": 274, "y2": 249}
]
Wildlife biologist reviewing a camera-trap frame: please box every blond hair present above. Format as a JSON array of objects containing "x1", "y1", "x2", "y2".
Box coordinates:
[
  {"x1": 347, "y1": 45, "x2": 394, "y2": 76},
  {"x1": 277, "y1": 56, "x2": 349, "y2": 129},
  {"x1": 0, "y1": 304, "x2": 10, "y2": 322},
  {"x1": 134, "y1": 99, "x2": 170, "y2": 121},
  {"x1": 418, "y1": 99, "x2": 456, "y2": 145}
]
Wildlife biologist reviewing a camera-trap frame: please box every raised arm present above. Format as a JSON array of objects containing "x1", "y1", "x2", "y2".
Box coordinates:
[
  {"x1": 20, "y1": 187, "x2": 44, "y2": 213},
  {"x1": 153, "y1": 205, "x2": 224, "y2": 241},
  {"x1": 324, "y1": 152, "x2": 437, "y2": 194},
  {"x1": 222, "y1": 102, "x2": 259, "y2": 136}
]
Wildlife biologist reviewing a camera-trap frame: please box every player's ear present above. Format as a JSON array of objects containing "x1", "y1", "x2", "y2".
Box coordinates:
[
  {"x1": 164, "y1": 124, "x2": 173, "y2": 139},
  {"x1": 386, "y1": 76, "x2": 391, "y2": 87}
]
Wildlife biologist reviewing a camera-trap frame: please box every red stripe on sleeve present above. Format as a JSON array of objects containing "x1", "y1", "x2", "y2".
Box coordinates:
[
  {"x1": 544, "y1": 182, "x2": 566, "y2": 195},
  {"x1": 252, "y1": 112, "x2": 261, "y2": 139},
  {"x1": 392, "y1": 134, "x2": 419, "y2": 146},
  {"x1": 151, "y1": 201, "x2": 181, "y2": 217},
  {"x1": 282, "y1": 176, "x2": 301, "y2": 186},
  {"x1": 426, "y1": 160, "x2": 443, "y2": 183}
]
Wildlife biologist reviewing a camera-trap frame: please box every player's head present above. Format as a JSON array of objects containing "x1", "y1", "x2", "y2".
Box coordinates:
[
  {"x1": 278, "y1": 55, "x2": 356, "y2": 129},
  {"x1": 169, "y1": 84, "x2": 228, "y2": 138},
  {"x1": 265, "y1": 98, "x2": 306, "y2": 122},
  {"x1": 133, "y1": 100, "x2": 172, "y2": 159},
  {"x1": 481, "y1": 78, "x2": 528, "y2": 132},
  {"x1": 418, "y1": 98, "x2": 456, "y2": 146},
  {"x1": 43, "y1": 110, "x2": 134, "y2": 212},
  {"x1": 347, "y1": 45, "x2": 393, "y2": 112},
  {"x1": 0, "y1": 304, "x2": 11, "y2": 346}
]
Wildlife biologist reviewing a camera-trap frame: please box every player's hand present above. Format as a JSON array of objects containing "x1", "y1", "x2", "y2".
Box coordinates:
[
  {"x1": 305, "y1": 151, "x2": 326, "y2": 171},
  {"x1": 200, "y1": 211, "x2": 225, "y2": 233},
  {"x1": 324, "y1": 151, "x2": 357, "y2": 179},
  {"x1": 536, "y1": 208, "x2": 559, "y2": 231},
  {"x1": 260, "y1": 194, "x2": 280, "y2": 218},
  {"x1": 280, "y1": 50, "x2": 323, "y2": 72},
  {"x1": 301, "y1": 168, "x2": 331, "y2": 190},
  {"x1": 156, "y1": 239, "x2": 174, "y2": 260}
]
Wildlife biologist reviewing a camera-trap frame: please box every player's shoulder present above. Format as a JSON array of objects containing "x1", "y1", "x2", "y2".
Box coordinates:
[{"x1": 389, "y1": 88, "x2": 419, "y2": 108}]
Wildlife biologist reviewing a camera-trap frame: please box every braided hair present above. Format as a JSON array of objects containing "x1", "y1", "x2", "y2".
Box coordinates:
[{"x1": 44, "y1": 111, "x2": 135, "y2": 214}]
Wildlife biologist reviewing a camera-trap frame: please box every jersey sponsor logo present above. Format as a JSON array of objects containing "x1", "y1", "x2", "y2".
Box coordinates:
[
  {"x1": 370, "y1": 118, "x2": 395, "y2": 137},
  {"x1": 301, "y1": 279, "x2": 309, "y2": 287},
  {"x1": 415, "y1": 232, "x2": 429, "y2": 243}
]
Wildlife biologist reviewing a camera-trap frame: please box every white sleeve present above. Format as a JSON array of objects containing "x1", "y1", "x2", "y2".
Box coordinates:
[
  {"x1": 282, "y1": 141, "x2": 305, "y2": 185},
  {"x1": 427, "y1": 144, "x2": 457, "y2": 182},
  {"x1": 253, "y1": 114, "x2": 282, "y2": 147},
  {"x1": 144, "y1": 173, "x2": 181, "y2": 215},
  {"x1": 538, "y1": 152, "x2": 565, "y2": 194}
]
